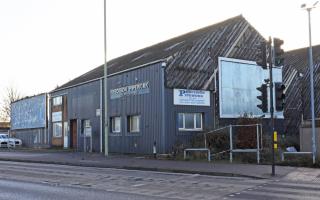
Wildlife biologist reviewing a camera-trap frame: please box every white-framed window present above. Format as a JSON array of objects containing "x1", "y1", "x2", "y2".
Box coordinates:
[
  {"x1": 53, "y1": 96, "x2": 62, "y2": 106},
  {"x1": 128, "y1": 115, "x2": 140, "y2": 133},
  {"x1": 81, "y1": 119, "x2": 90, "y2": 135},
  {"x1": 53, "y1": 122, "x2": 62, "y2": 137},
  {"x1": 178, "y1": 113, "x2": 203, "y2": 131},
  {"x1": 111, "y1": 117, "x2": 121, "y2": 133}
]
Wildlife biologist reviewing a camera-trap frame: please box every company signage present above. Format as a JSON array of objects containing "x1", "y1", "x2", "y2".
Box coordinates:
[
  {"x1": 174, "y1": 89, "x2": 210, "y2": 106},
  {"x1": 110, "y1": 81, "x2": 150, "y2": 99}
]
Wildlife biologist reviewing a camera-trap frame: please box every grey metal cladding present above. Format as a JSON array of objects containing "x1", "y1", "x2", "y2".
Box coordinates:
[
  {"x1": 164, "y1": 88, "x2": 214, "y2": 152},
  {"x1": 282, "y1": 45, "x2": 320, "y2": 136},
  {"x1": 108, "y1": 62, "x2": 164, "y2": 154},
  {"x1": 51, "y1": 80, "x2": 102, "y2": 152}
]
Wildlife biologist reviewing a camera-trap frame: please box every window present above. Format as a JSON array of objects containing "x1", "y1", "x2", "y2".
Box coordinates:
[
  {"x1": 53, "y1": 96, "x2": 62, "y2": 106},
  {"x1": 53, "y1": 122, "x2": 62, "y2": 137},
  {"x1": 128, "y1": 115, "x2": 140, "y2": 133},
  {"x1": 81, "y1": 119, "x2": 90, "y2": 135},
  {"x1": 178, "y1": 113, "x2": 202, "y2": 131},
  {"x1": 111, "y1": 117, "x2": 121, "y2": 133}
]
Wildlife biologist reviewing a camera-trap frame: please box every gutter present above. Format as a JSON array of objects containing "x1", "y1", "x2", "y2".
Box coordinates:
[{"x1": 51, "y1": 59, "x2": 166, "y2": 93}]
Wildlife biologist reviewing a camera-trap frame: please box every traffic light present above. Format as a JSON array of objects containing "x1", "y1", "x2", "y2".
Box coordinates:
[
  {"x1": 256, "y1": 41, "x2": 268, "y2": 69},
  {"x1": 257, "y1": 84, "x2": 268, "y2": 113},
  {"x1": 275, "y1": 82, "x2": 285, "y2": 111},
  {"x1": 273, "y1": 38, "x2": 284, "y2": 66}
]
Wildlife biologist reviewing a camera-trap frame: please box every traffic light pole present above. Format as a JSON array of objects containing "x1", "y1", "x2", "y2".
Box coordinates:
[{"x1": 268, "y1": 37, "x2": 275, "y2": 176}]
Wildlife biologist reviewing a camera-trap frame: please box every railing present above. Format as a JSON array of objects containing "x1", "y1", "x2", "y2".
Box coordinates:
[{"x1": 185, "y1": 124, "x2": 263, "y2": 164}]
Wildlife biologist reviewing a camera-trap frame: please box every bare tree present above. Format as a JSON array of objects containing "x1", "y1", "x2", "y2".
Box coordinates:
[{"x1": 0, "y1": 86, "x2": 22, "y2": 122}]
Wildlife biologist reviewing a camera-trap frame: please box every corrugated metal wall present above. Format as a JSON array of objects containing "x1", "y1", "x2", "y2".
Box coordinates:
[
  {"x1": 108, "y1": 62, "x2": 164, "y2": 154},
  {"x1": 51, "y1": 80, "x2": 102, "y2": 152},
  {"x1": 164, "y1": 89, "x2": 214, "y2": 153},
  {"x1": 11, "y1": 128, "x2": 48, "y2": 147}
]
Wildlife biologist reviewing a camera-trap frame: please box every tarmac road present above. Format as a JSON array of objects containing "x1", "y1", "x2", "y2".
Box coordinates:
[{"x1": 0, "y1": 161, "x2": 319, "y2": 200}]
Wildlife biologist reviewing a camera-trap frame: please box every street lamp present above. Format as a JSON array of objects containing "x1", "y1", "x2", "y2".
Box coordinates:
[
  {"x1": 104, "y1": 0, "x2": 109, "y2": 156},
  {"x1": 301, "y1": 1, "x2": 318, "y2": 164}
]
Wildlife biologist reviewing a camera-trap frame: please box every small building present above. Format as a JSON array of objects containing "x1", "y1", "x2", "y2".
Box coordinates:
[
  {"x1": 49, "y1": 15, "x2": 268, "y2": 154},
  {"x1": 0, "y1": 122, "x2": 10, "y2": 134},
  {"x1": 10, "y1": 94, "x2": 49, "y2": 147}
]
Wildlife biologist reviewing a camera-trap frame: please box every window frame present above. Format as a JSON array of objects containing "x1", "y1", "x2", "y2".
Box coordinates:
[
  {"x1": 178, "y1": 113, "x2": 203, "y2": 131},
  {"x1": 81, "y1": 119, "x2": 90, "y2": 136},
  {"x1": 111, "y1": 116, "x2": 121, "y2": 133},
  {"x1": 53, "y1": 122, "x2": 63, "y2": 137},
  {"x1": 53, "y1": 96, "x2": 62, "y2": 106},
  {"x1": 128, "y1": 115, "x2": 140, "y2": 133}
]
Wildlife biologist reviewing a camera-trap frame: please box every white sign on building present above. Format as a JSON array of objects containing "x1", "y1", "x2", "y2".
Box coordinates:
[
  {"x1": 110, "y1": 81, "x2": 150, "y2": 99},
  {"x1": 174, "y1": 89, "x2": 210, "y2": 106},
  {"x1": 52, "y1": 111, "x2": 62, "y2": 122}
]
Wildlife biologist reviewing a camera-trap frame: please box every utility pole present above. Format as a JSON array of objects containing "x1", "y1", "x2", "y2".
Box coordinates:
[
  {"x1": 301, "y1": 1, "x2": 318, "y2": 164},
  {"x1": 268, "y1": 36, "x2": 275, "y2": 176},
  {"x1": 104, "y1": 0, "x2": 109, "y2": 156},
  {"x1": 307, "y1": 8, "x2": 317, "y2": 164}
]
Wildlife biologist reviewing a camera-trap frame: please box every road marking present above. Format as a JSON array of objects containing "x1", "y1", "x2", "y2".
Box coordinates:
[{"x1": 132, "y1": 183, "x2": 145, "y2": 187}]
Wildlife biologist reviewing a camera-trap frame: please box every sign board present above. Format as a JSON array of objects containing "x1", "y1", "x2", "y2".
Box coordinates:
[
  {"x1": 52, "y1": 111, "x2": 62, "y2": 122},
  {"x1": 11, "y1": 94, "x2": 47, "y2": 130},
  {"x1": 96, "y1": 109, "x2": 101, "y2": 117},
  {"x1": 174, "y1": 89, "x2": 210, "y2": 106},
  {"x1": 218, "y1": 57, "x2": 283, "y2": 118},
  {"x1": 84, "y1": 127, "x2": 92, "y2": 137},
  {"x1": 110, "y1": 81, "x2": 150, "y2": 99}
]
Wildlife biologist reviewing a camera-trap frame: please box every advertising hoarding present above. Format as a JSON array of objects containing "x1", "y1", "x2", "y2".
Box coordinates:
[
  {"x1": 11, "y1": 94, "x2": 47, "y2": 130},
  {"x1": 218, "y1": 57, "x2": 283, "y2": 118}
]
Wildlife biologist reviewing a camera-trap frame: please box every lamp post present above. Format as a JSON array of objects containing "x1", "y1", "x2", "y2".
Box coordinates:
[
  {"x1": 301, "y1": 1, "x2": 318, "y2": 164},
  {"x1": 104, "y1": 0, "x2": 109, "y2": 156}
]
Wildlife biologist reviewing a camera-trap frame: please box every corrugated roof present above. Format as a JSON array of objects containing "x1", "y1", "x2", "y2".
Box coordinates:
[
  {"x1": 283, "y1": 44, "x2": 320, "y2": 135},
  {"x1": 53, "y1": 15, "x2": 265, "y2": 91}
]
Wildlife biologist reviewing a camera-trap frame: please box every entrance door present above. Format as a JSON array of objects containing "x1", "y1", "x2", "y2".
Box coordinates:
[
  {"x1": 70, "y1": 119, "x2": 77, "y2": 149},
  {"x1": 63, "y1": 122, "x2": 69, "y2": 148}
]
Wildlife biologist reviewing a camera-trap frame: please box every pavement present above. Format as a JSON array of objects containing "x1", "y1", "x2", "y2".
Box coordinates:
[{"x1": 0, "y1": 149, "x2": 302, "y2": 179}]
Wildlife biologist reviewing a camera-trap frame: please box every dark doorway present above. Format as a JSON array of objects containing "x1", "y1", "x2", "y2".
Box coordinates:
[{"x1": 70, "y1": 119, "x2": 77, "y2": 149}]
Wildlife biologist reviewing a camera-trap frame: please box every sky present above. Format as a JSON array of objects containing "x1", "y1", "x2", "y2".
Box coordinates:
[{"x1": 0, "y1": 0, "x2": 319, "y2": 107}]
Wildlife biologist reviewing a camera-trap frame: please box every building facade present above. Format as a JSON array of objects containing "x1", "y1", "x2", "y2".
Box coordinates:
[{"x1": 49, "y1": 15, "x2": 274, "y2": 154}]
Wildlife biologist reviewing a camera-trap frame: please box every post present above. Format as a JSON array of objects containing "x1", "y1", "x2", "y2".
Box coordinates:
[
  {"x1": 307, "y1": 8, "x2": 317, "y2": 164},
  {"x1": 257, "y1": 124, "x2": 260, "y2": 164},
  {"x1": 104, "y1": 0, "x2": 109, "y2": 156},
  {"x1": 204, "y1": 133, "x2": 207, "y2": 148},
  {"x1": 269, "y1": 37, "x2": 275, "y2": 176},
  {"x1": 260, "y1": 124, "x2": 263, "y2": 150},
  {"x1": 153, "y1": 141, "x2": 157, "y2": 159},
  {"x1": 229, "y1": 125, "x2": 233, "y2": 163},
  {"x1": 82, "y1": 134, "x2": 86, "y2": 160}
]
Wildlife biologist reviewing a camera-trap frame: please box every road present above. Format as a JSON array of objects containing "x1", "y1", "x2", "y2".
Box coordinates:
[{"x1": 0, "y1": 161, "x2": 319, "y2": 200}]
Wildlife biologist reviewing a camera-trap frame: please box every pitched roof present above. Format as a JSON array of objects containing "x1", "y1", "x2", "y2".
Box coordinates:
[
  {"x1": 53, "y1": 15, "x2": 264, "y2": 92},
  {"x1": 283, "y1": 44, "x2": 320, "y2": 134}
]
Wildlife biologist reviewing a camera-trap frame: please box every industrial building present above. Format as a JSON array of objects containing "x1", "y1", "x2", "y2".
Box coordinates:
[{"x1": 49, "y1": 15, "x2": 267, "y2": 154}]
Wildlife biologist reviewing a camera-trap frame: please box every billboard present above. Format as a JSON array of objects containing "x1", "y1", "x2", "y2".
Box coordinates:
[
  {"x1": 174, "y1": 89, "x2": 210, "y2": 106},
  {"x1": 11, "y1": 94, "x2": 47, "y2": 130},
  {"x1": 218, "y1": 57, "x2": 283, "y2": 118}
]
